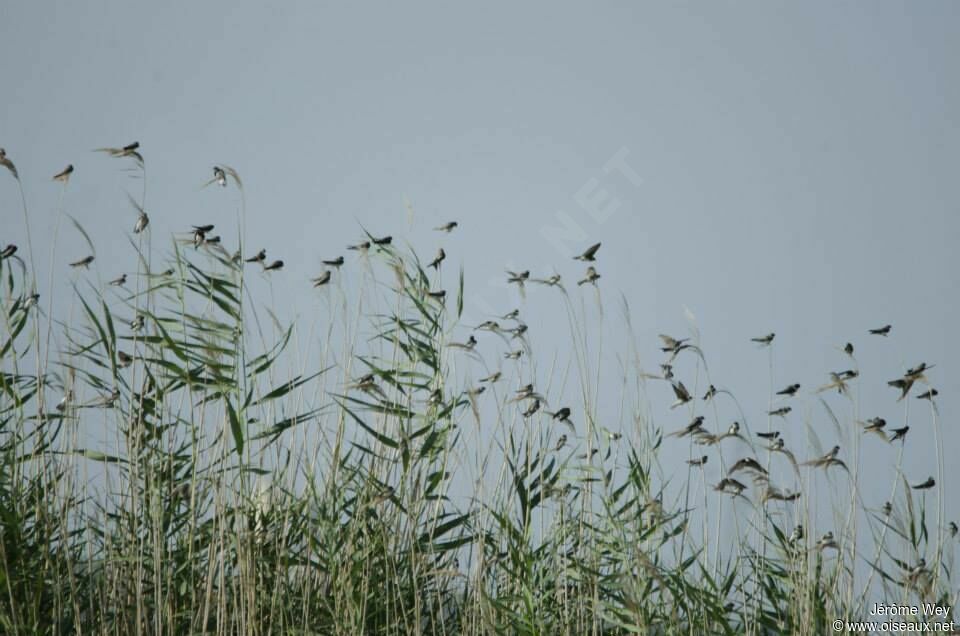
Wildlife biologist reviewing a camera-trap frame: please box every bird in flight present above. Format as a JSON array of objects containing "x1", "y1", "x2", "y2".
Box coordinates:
[
  {"x1": 434, "y1": 221, "x2": 458, "y2": 232},
  {"x1": 869, "y1": 325, "x2": 892, "y2": 336},
  {"x1": 311, "y1": 271, "x2": 331, "y2": 287},
  {"x1": 323, "y1": 256, "x2": 344, "y2": 268},
  {"x1": 751, "y1": 333, "x2": 775, "y2": 346},
  {"x1": 574, "y1": 242, "x2": 601, "y2": 262}
]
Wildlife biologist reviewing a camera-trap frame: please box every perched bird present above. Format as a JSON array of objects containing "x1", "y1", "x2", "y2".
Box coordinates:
[
  {"x1": 577, "y1": 266, "x2": 600, "y2": 286},
  {"x1": 504, "y1": 350, "x2": 523, "y2": 360},
  {"x1": 659, "y1": 334, "x2": 691, "y2": 355},
  {"x1": 70, "y1": 255, "x2": 95, "y2": 268},
  {"x1": 475, "y1": 320, "x2": 501, "y2": 332},
  {"x1": 816, "y1": 532, "x2": 838, "y2": 551},
  {"x1": 911, "y1": 477, "x2": 935, "y2": 490},
  {"x1": 522, "y1": 399, "x2": 541, "y2": 418},
  {"x1": 133, "y1": 211, "x2": 149, "y2": 234},
  {"x1": 670, "y1": 381, "x2": 692, "y2": 409},
  {"x1": 449, "y1": 335, "x2": 477, "y2": 350},
  {"x1": 881, "y1": 502, "x2": 892, "y2": 516},
  {"x1": 501, "y1": 309, "x2": 520, "y2": 321},
  {"x1": 714, "y1": 478, "x2": 747, "y2": 496},
  {"x1": 905, "y1": 362, "x2": 934, "y2": 379},
  {"x1": 802, "y1": 445, "x2": 845, "y2": 470},
  {"x1": 202, "y1": 235, "x2": 221, "y2": 246},
  {"x1": 117, "y1": 351, "x2": 133, "y2": 368},
  {"x1": 729, "y1": 457, "x2": 767, "y2": 476},
  {"x1": 465, "y1": 386, "x2": 486, "y2": 398},
  {"x1": 702, "y1": 385, "x2": 717, "y2": 401},
  {"x1": 245, "y1": 249, "x2": 266, "y2": 263},
  {"x1": 573, "y1": 242, "x2": 601, "y2": 262},
  {"x1": 843, "y1": 342, "x2": 854, "y2": 357},
  {"x1": 263, "y1": 260, "x2": 284, "y2": 271},
  {"x1": 23, "y1": 292, "x2": 39, "y2": 310},
  {"x1": 888, "y1": 426, "x2": 909, "y2": 443},
  {"x1": 86, "y1": 388, "x2": 121, "y2": 408},
  {"x1": 670, "y1": 415, "x2": 705, "y2": 438},
  {"x1": 371, "y1": 235, "x2": 392, "y2": 246},
  {"x1": 861, "y1": 417, "x2": 887, "y2": 437},
  {"x1": 916, "y1": 388, "x2": 938, "y2": 400},
  {"x1": 751, "y1": 333, "x2": 775, "y2": 346},
  {"x1": 427, "y1": 388, "x2": 444, "y2": 407},
  {"x1": 789, "y1": 524, "x2": 804, "y2": 544},
  {"x1": 322, "y1": 256, "x2": 344, "y2": 267},
  {"x1": 725, "y1": 421, "x2": 741, "y2": 437},
  {"x1": 347, "y1": 241, "x2": 371, "y2": 251},
  {"x1": 52, "y1": 164, "x2": 74, "y2": 182},
  {"x1": 56, "y1": 392, "x2": 73, "y2": 411},
  {"x1": 507, "y1": 270, "x2": 530, "y2": 285},
  {"x1": 687, "y1": 455, "x2": 709, "y2": 467},
  {"x1": 311, "y1": 271, "x2": 332, "y2": 287},
  {"x1": 0, "y1": 148, "x2": 17, "y2": 178},
  {"x1": 554, "y1": 435, "x2": 567, "y2": 451},
  {"x1": 95, "y1": 141, "x2": 142, "y2": 162},
  {"x1": 210, "y1": 166, "x2": 227, "y2": 187},
  {"x1": 130, "y1": 314, "x2": 145, "y2": 331},
  {"x1": 531, "y1": 273, "x2": 562, "y2": 287},
  {"x1": 480, "y1": 371, "x2": 502, "y2": 383},
  {"x1": 108, "y1": 274, "x2": 127, "y2": 286},
  {"x1": 1, "y1": 244, "x2": 17, "y2": 259},
  {"x1": 776, "y1": 383, "x2": 800, "y2": 397},
  {"x1": 756, "y1": 431, "x2": 780, "y2": 440},
  {"x1": 427, "y1": 290, "x2": 446, "y2": 301},
  {"x1": 510, "y1": 323, "x2": 528, "y2": 339},
  {"x1": 192, "y1": 224, "x2": 214, "y2": 248},
  {"x1": 768, "y1": 407, "x2": 791, "y2": 417},
  {"x1": 428, "y1": 248, "x2": 446, "y2": 270},
  {"x1": 869, "y1": 325, "x2": 892, "y2": 336},
  {"x1": 434, "y1": 221, "x2": 458, "y2": 232},
  {"x1": 949, "y1": 521, "x2": 958, "y2": 538},
  {"x1": 548, "y1": 407, "x2": 571, "y2": 421}
]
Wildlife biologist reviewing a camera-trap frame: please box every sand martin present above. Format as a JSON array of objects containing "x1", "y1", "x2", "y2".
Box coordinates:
[{"x1": 52, "y1": 164, "x2": 74, "y2": 182}]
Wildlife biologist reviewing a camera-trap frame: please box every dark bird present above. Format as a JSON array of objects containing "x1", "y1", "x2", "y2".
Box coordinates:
[
  {"x1": 347, "y1": 241, "x2": 371, "y2": 251},
  {"x1": 95, "y1": 141, "x2": 142, "y2": 162},
  {"x1": 371, "y1": 235, "x2": 392, "y2": 246},
  {"x1": 888, "y1": 426, "x2": 909, "y2": 443},
  {"x1": 108, "y1": 274, "x2": 127, "y2": 286},
  {"x1": 434, "y1": 221, "x2": 458, "y2": 232},
  {"x1": 861, "y1": 417, "x2": 886, "y2": 436},
  {"x1": 776, "y1": 383, "x2": 800, "y2": 397},
  {"x1": 905, "y1": 362, "x2": 934, "y2": 379},
  {"x1": 670, "y1": 381, "x2": 692, "y2": 409},
  {"x1": 843, "y1": 342, "x2": 854, "y2": 357},
  {"x1": 916, "y1": 388, "x2": 938, "y2": 400},
  {"x1": 882, "y1": 502, "x2": 892, "y2": 516},
  {"x1": 768, "y1": 407, "x2": 791, "y2": 417},
  {"x1": 522, "y1": 399, "x2": 541, "y2": 418},
  {"x1": 949, "y1": 522, "x2": 958, "y2": 538},
  {"x1": 133, "y1": 211, "x2": 149, "y2": 234},
  {"x1": 816, "y1": 532, "x2": 838, "y2": 551},
  {"x1": 574, "y1": 242, "x2": 601, "y2": 262},
  {"x1": 53, "y1": 164, "x2": 74, "y2": 182},
  {"x1": 311, "y1": 271, "x2": 331, "y2": 287},
  {"x1": 427, "y1": 290, "x2": 446, "y2": 301},
  {"x1": 23, "y1": 292, "x2": 39, "y2": 310},
  {"x1": 789, "y1": 525, "x2": 804, "y2": 544},
  {"x1": 501, "y1": 309, "x2": 520, "y2": 321},
  {"x1": 117, "y1": 351, "x2": 133, "y2": 368},
  {"x1": 245, "y1": 249, "x2": 266, "y2": 263},
  {"x1": 130, "y1": 314, "x2": 145, "y2": 331},
  {"x1": 887, "y1": 378, "x2": 914, "y2": 401},
  {"x1": 702, "y1": 385, "x2": 717, "y2": 401},
  {"x1": 210, "y1": 166, "x2": 227, "y2": 187},
  {"x1": 0, "y1": 244, "x2": 17, "y2": 259},
  {"x1": 428, "y1": 248, "x2": 446, "y2": 270},
  {"x1": 729, "y1": 457, "x2": 767, "y2": 476},
  {"x1": 70, "y1": 255, "x2": 95, "y2": 268},
  {"x1": 507, "y1": 270, "x2": 530, "y2": 285},
  {"x1": 671, "y1": 415, "x2": 705, "y2": 438},
  {"x1": 548, "y1": 407, "x2": 571, "y2": 422},
  {"x1": 577, "y1": 266, "x2": 600, "y2": 286},
  {"x1": 751, "y1": 333, "x2": 775, "y2": 346},
  {"x1": 504, "y1": 350, "x2": 523, "y2": 360},
  {"x1": 510, "y1": 323, "x2": 528, "y2": 339},
  {"x1": 449, "y1": 335, "x2": 477, "y2": 350},
  {"x1": 193, "y1": 224, "x2": 215, "y2": 234},
  {"x1": 757, "y1": 431, "x2": 780, "y2": 440},
  {"x1": 475, "y1": 320, "x2": 501, "y2": 331},
  {"x1": 479, "y1": 371, "x2": 502, "y2": 383},
  {"x1": 323, "y1": 256, "x2": 344, "y2": 267},
  {"x1": 203, "y1": 235, "x2": 221, "y2": 245},
  {"x1": 911, "y1": 477, "x2": 935, "y2": 490},
  {"x1": 801, "y1": 445, "x2": 842, "y2": 468},
  {"x1": 554, "y1": 435, "x2": 567, "y2": 451},
  {"x1": 687, "y1": 455, "x2": 709, "y2": 467},
  {"x1": 869, "y1": 325, "x2": 892, "y2": 336},
  {"x1": 0, "y1": 148, "x2": 18, "y2": 178},
  {"x1": 263, "y1": 260, "x2": 284, "y2": 271},
  {"x1": 714, "y1": 478, "x2": 747, "y2": 496}
]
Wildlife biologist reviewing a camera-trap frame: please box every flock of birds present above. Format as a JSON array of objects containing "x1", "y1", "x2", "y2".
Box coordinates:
[{"x1": 3, "y1": 143, "x2": 953, "y2": 573}]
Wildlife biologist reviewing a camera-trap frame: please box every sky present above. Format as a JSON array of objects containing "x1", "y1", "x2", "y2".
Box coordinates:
[{"x1": 2, "y1": 0, "x2": 958, "y2": 581}]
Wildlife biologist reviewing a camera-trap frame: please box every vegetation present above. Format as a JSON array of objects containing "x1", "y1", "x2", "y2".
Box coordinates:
[{"x1": 0, "y1": 155, "x2": 955, "y2": 634}]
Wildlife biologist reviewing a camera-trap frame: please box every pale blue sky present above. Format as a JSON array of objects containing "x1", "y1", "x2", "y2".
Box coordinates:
[{"x1": 2, "y1": 1, "x2": 958, "y2": 562}]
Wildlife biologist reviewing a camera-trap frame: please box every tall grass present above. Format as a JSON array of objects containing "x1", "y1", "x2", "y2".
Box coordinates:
[{"x1": 0, "y1": 157, "x2": 955, "y2": 634}]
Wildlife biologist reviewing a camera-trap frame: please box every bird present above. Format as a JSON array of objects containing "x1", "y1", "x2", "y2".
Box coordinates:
[
  {"x1": 819, "y1": 372, "x2": 853, "y2": 397},
  {"x1": 117, "y1": 351, "x2": 133, "y2": 368},
  {"x1": 70, "y1": 255, "x2": 95, "y2": 268},
  {"x1": 427, "y1": 290, "x2": 446, "y2": 301},
  {"x1": 52, "y1": 164, "x2": 74, "y2": 182},
  {"x1": 802, "y1": 445, "x2": 843, "y2": 469},
  {"x1": 911, "y1": 477, "x2": 935, "y2": 490},
  {"x1": 887, "y1": 377, "x2": 915, "y2": 401},
  {"x1": 816, "y1": 532, "x2": 838, "y2": 551},
  {"x1": 843, "y1": 342, "x2": 854, "y2": 357},
  {"x1": 133, "y1": 211, "x2": 149, "y2": 234},
  {"x1": 869, "y1": 325, "x2": 892, "y2": 336},
  {"x1": 861, "y1": 417, "x2": 887, "y2": 437},
  {"x1": 322, "y1": 256, "x2": 344, "y2": 268},
  {"x1": 347, "y1": 241, "x2": 371, "y2": 252},
  {"x1": 757, "y1": 431, "x2": 780, "y2": 440},
  {"x1": 531, "y1": 273, "x2": 562, "y2": 287},
  {"x1": 573, "y1": 242, "x2": 601, "y2": 262},
  {"x1": 465, "y1": 386, "x2": 486, "y2": 398},
  {"x1": 501, "y1": 309, "x2": 520, "y2": 321},
  {"x1": 670, "y1": 382, "x2": 692, "y2": 409},
  {"x1": 428, "y1": 248, "x2": 446, "y2": 270},
  {"x1": 729, "y1": 457, "x2": 767, "y2": 476},
  {"x1": 192, "y1": 225, "x2": 214, "y2": 248},
  {"x1": 577, "y1": 266, "x2": 600, "y2": 286},
  {"x1": 881, "y1": 502, "x2": 892, "y2": 516},
  {"x1": 245, "y1": 249, "x2": 266, "y2": 263},
  {"x1": 504, "y1": 350, "x2": 523, "y2": 360},
  {"x1": 507, "y1": 270, "x2": 530, "y2": 286},
  {"x1": 949, "y1": 522, "x2": 958, "y2": 538},
  {"x1": 434, "y1": 221, "x2": 458, "y2": 232},
  {"x1": 751, "y1": 333, "x2": 775, "y2": 346},
  {"x1": 888, "y1": 426, "x2": 909, "y2": 442},
  {"x1": 475, "y1": 320, "x2": 501, "y2": 332},
  {"x1": 916, "y1": 388, "x2": 938, "y2": 400},
  {"x1": 670, "y1": 416, "x2": 705, "y2": 438},
  {"x1": 209, "y1": 166, "x2": 227, "y2": 187},
  {"x1": 311, "y1": 271, "x2": 332, "y2": 287},
  {"x1": 0, "y1": 148, "x2": 17, "y2": 178},
  {"x1": 789, "y1": 524, "x2": 804, "y2": 544},
  {"x1": 449, "y1": 335, "x2": 477, "y2": 350},
  {"x1": 687, "y1": 455, "x2": 708, "y2": 467},
  {"x1": 108, "y1": 274, "x2": 127, "y2": 286},
  {"x1": 130, "y1": 314, "x2": 145, "y2": 331},
  {"x1": 371, "y1": 235, "x2": 392, "y2": 246},
  {"x1": 23, "y1": 293, "x2": 39, "y2": 310},
  {"x1": 702, "y1": 385, "x2": 717, "y2": 401},
  {"x1": 768, "y1": 407, "x2": 791, "y2": 417},
  {"x1": 263, "y1": 260, "x2": 284, "y2": 271},
  {"x1": 554, "y1": 435, "x2": 567, "y2": 451},
  {"x1": 776, "y1": 384, "x2": 800, "y2": 397},
  {"x1": 510, "y1": 324, "x2": 528, "y2": 339},
  {"x1": 522, "y1": 399, "x2": 541, "y2": 418},
  {"x1": 202, "y1": 235, "x2": 221, "y2": 246},
  {"x1": 659, "y1": 334, "x2": 691, "y2": 355},
  {"x1": 479, "y1": 371, "x2": 502, "y2": 383},
  {"x1": 547, "y1": 407, "x2": 571, "y2": 421},
  {"x1": 85, "y1": 388, "x2": 121, "y2": 408},
  {"x1": 1, "y1": 244, "x2": 17, "y2": 259},
  {"x1": 714, "y1": 478, "x2": 747, "y2": 496},
  {"x1": 905, "y1": 362, "x2": 934, "y2": 379},
  {"x1": 95, "y1": 141, "x2": 142, "y2": 162}
]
